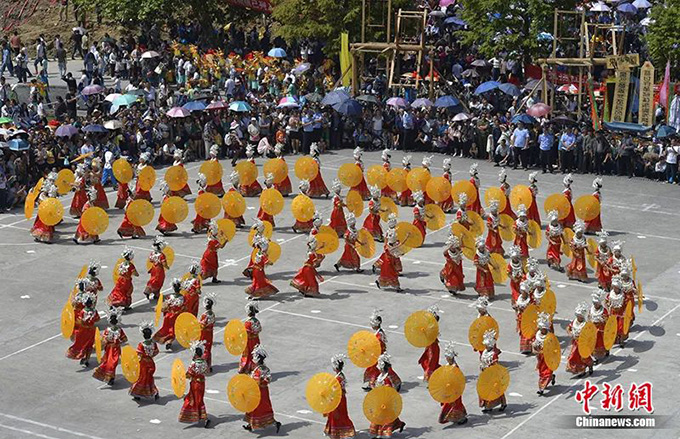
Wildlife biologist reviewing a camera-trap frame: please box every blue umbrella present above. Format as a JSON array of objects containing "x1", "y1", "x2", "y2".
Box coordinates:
[
  {"x1": 444, "y1": 17, "x2": 467, "y2": 26},
  {"x1": 537, "y1": 32, "x2": 554, "y2": 42},
  {"x1": 267, "y1": 48, "x2": 287, "y2": 58},
  {"x1": 499, "y1": 83, "x2": 521, "y2": 96},
  {"x1": 617, "y1": 3, "x2": 637, "y2": 13},
  {"x1": 434, "y1": 96, "x2": 461, "y2": 108},
  {"x1": 511, "y1": 114, "x2": 537, "y2": 124},
  {"x1": 474, "y1": 81, "x2": 501, "y2": 95},
  {"x1": 82, "y1": 124, "x2": 107, "y2": 133},
  {"x1": 8, "y1": 138, "x2": 29, "y2": 151},
  {"x1": 603, "y1": 121, "x2": 652, "y2": 134},
  {"x1": 656, "y1": 125, "x2": 676, "y2": 139},
  {"x1": 183, "y1": 100, "x2": 207, "y2": 112},
  {"x1": 229, "y1": 101, "x2": 252, "y2": 112},
  {"x1": 335, "y1": 99, "x2": 363, "y2": 116},
  {"x1": 321, "y1": 90, "x2": 351, "y2": 107}
]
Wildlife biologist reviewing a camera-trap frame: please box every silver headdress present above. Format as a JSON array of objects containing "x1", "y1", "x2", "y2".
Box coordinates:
[
  {"x1": 108, "y1": 307, "x2": 123, "y2": 324},
  {"x1": 210, "y1": 144, "x2": 220, "y2": 157},
  {"x1": 575, "y1": 302, "x2": 589, "y2": 318},
  {"x1": 312, "y1": 211, "x2": 323, "y2": 227},
  {"x1": 422, "y1": 155, "x2": 433, "y2": 168},
  {"x1": 475, "y1": 296, "x2": 489, "y2": 311},
  {"x1": 611, "y1": 275, "x2": 622, "y2": 289},
  {"x1": 482, "y1": 329, "x2": 497, "y2": 348},
  {"x1": 196, "y1": 172, "x2": 207, "y2": 188},
  {"x1": 203, "y1": 292, "x2": 216, "y2": 307},
  {"x1": 498, "y1": 168, "x2": 507, "y2": 183},
  {"x1": 527, "y1": 257, "x2": 538, "y2": 272},
  {"x1": 469, "y1": 163, "x2": 478, "y2": 176},
  {"x1": 528, "y1": 171, "x2": 538, "y2": 183},
  {"x1": 443, "y1": 158, "x2": 451, "y2": 171},
  {"x1": 171, "y1": 277, "x2": 182, "y2": 292},
  {"x1": 369, "y1": 184, "x2": 381, "y2": 200},
  {"x1": 264, "y1": 172, "x2": 274, "y2": 186},
  {"x1": 402, "y1": 155, "x2": 412, "y2": 166},
  {"x1": 252, "y1": 218, "x2": 265, "y2": 233},
  {"x1": 537, "y1": 312, "x2": 551, "y2": 330},
  {"x1": 427, "y1": 305, "x2": 440, "y2": 319},
  {"x1": 152, "y1": 235, "x2": 166, "y2": 250},
  {"x1": 208, "y1": 219, "x2": 219, "y2": 237},
  {"x1": 592, "y1": 177, "x2": 603, "y2": 189},
  {"x1": 596, "y1": 230, "x2": 609, "y2": 244},
  {"x1": 413, "y1": 190, "x2": 424, "y2": 204},
  {"x1": 508, "y1": 245, "x2": 521, "y2": 259},
  {"x1": 519, "y1": 280, "x2": 531, "y2": 294},
  {"x1": 331, "y1": 353, "x2": 346, "y2": 371},
  {"x1": 159, "y1": 180, "x2": 170, "y2": 195},
  {"x1": 252, "y1": 344, "x2": 268, "y2": 361},
  {"x1": 139, "y1": 321, "x2": 155, "y2": 333},
  {"x1": 307, "y1": 234, "x2": 318, "y2": 250},
  {"x1": 377, "y1": 353, "x2": 391, "y2": 370},
  {"x1": 299, "y1": 179, "x2": 310, "y2": 193},
  {"x1": 591, "y1": 289, "x2": 604, "y2": 304},
  {"x1": 547, "y1": 209, "x2": 559, "y2": 222},
  {"x1": 443, "y1": 342, "x2": 458, "y2": 363},
  {"x1": 458, "y1": 193, "x2": 468, "y2": 207},
  {"x1": 446, "y1": 233, "x2": 460, "y2": 248},
  {"x1": 475, "y1": 235, "x2": 486, "y2": 248},
  {"x1": 189, "y1": 260, "x2": 201, "y2": 275},
  {"x1": 353, "y1": 147, "x2": 363, "y2": 160},
  {"x1": 387, "y1": 213, "x2": 398, "y2": 229},
  {"x1": 573, "y1": 219, "x2": 586, "y2": 233},
  {"x1": 488, "y1": 199, "x2": 500, "y2": 212},
  {"x1": 122, "y1": 247, "x2": 134, "y2": 260},
  {"x1": 229, "y1": 170, "x2": 240, "y2": 186},
  {"x1": 140, "y1": 152, "x2": 151, "y2": 163},
  {"x1": 516, "y1": 203, "x2": 527, "y2": 217},
  {"x1": 245, "y1": 300, "x2": 260, "y2": 315},
  {"x1": 77, "y1": 291, "x2": 96, "y2": 306},
  {"x1": 381, "y1": 148, "x2": 391, "y2": 162},
  {"x1": 331, "y1": 179, "x2": 342, "y2": 194},
  {"x1": 563, "y1": 173, "x2": 573, "y2": 186},
  {"x1": 345, "y1": 212, "x2": 356, "y2": 226},
  {"x1": 87, "y1": 186, "x2": 98, "y2": 201},
  {"x1": 369, "y1": 309, "x2": 382, "y2": 327},
  {"x1": 310, "y1": 143, "x2": 320, "y2": 157},
  {"x1": 612, "y1": 240, "x2": 624, "y2": 252},
  {"x1": 620, "y1": 259, "x2": 633, "y2": 276},
  {"x1": 88, "y1": 260, "x2": 101, "y2": 276},
  {"x1": 190, "y1": 339, "x2": 206, "y2": 356}
]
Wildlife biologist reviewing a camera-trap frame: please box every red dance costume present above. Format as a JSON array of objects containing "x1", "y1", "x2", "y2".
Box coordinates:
[
  {"x1": 156, "y1": 195, "x2": 178, "y2": 234},
  {"x1": 565, "y1": 321, "x2": 593, "y2": 374},
  {"x1": 74, "y1": 201, "x2": 100, "y2": 244},
  {"x1": 183, "y1": 277, "x2": 201, "y2": 316},
  {"x1": 324, "y1": 372, "x2": 356, "y2": 439},
  {"x1": 595, "y1": 246, "x2": 613, "y2": 288},
  {"x1": 363, "y1": 330, "x2": 402, "y2": 390},
  {"x1": 376, "y1": 242, "x2": 401, "y2": 289},
  {"x1": 585, "y1": 191, "x2": 602, "y2": 233},
  {"x1": 515, "y1": 295, "x2": 535, "y2": 353},
  {"x1": 381, "y1": 162, "x2": 396, "y2": 200},
  {"x1": 178, "y1": 358, "x2": 209, "y2": 423},
  {"x1": 438, "y1": 370, "x2": 468, "y2": 424},
  {"x1": 608, "y1": 291, "x2": 629, "y2": 345},
  {"x1": 245, "y1": 365, "x2": 278, "y2": 430},
  {"x1": 336, "y1": 228, "x2": 361, "y2": 270},
  {"x1": 474, "y1": 250, "x2": 495, "y2": 299},
  {"x1": 527, "y1": 184, "x2": 541, "y2": 226},
  {"x1": 93, "y1": 326, "x2": 128, "y2": 383},
  {"x1": 533, "y1": 336, "x2": 553, "y2": 391},
  {"x1": 129, "y1": 340, "x2": 159, "y2": 398},
  {"x1": 206, "y1": 180, "x2": 225, "y2": 197},
  {"x1": 485, "y1": 214, "x2": 504, "y2": 254},
  {"x1": 199, "y1": 311, "x2": 215, "y2": 368},
  {"x1": 468, "y1": 176, "x2": 483, "y2": 214},
  {"x1": 256, "y1": 207, "x2": 275, "y2": 227},
  {"x1": 412, "y1": 205, "x2": 427, "y2": 241},
  {"x1": 328, "y1": 195, "x2": 347, "y2": 236},
  {"x1": 439, "y1": 172, "x2": 454, "y2": 212},
  {"x1": 201, "y1": 238, "x2": 224, "y2": 280},
  {"x1": 363, "y1": 199, "x2": 383, "y2": 241},
  {"x1": 115, "y1": 182, "x2": 129, "y2": 209},
  {"x1": 240, "y1": 160, "x2": 263, "y2": 197},
  {"x1": 499, "y1": 182, "x2": 516, "y2": 219},
  {"x1": 191, "y1": 190, "x2": 211, "y2": 233},
  {"x1": 291, "y1": 252, "x2": 323, "y2": 297},
  {"x1": 134, "y1": 177, "x2": 152, "y2": 201},
  {"x1": 107, "y1": 261, "x2": 138, "y2": 308},
  {"x1": 70, "y1": 178, "x2": 87, "y2": 217},
  {"x1": 590, "y1": 304, "x2": 609, "y2": 359},
  {"x1": 566, "y1": 237, "x2": 588, "y2": 281},
  {"x1": 507, "y1": 260, "x2": 524, "y2": 304},
  {"x1": 545, "y1": 224, "x2": 563, "y2": 268},
  {"x1": 144, "y1": 251, "x2": 167, "y2": 299},
  {"x1": 117, "y1": 212, "x2": 146, "y2": 238},
  {"x1": 351, "y1": 162, "x2": 371, "y2": 200},
  {"x1": 274, "y1": 158, "x2": 293, "y2": 196},
  {"x1": 66, "y1": 307, "x2": 100, "y2": 360},
  {"x1": 31, "y1": 215, "x2": 55, "y2": 243},
  {"x1": 92, "y1": 175, "x2": 109, "y2": 209},
  {"x1": 441, "y1": 248, "x2": 465, "y2": 293},
  {"x1": 368, "y1": 375, "x2": 406, "y2": 437},
  {"x1": 239, "y1": 318, "x2": 261, "y2": 374},
  {"x1": 479, "y1": 347, "x2": 506, "y2": 409},
  {"x1": 169, "y1": 164, "x2": 192, "y2": 198},
  {"x1": 562, "y1": 188, "x2": 576, "y2": 228},
  {"x1": 245, "y1": 253, "x2": 279, "y2": 298},
  {"x1": 418, "y1": 339, "x2": 440, "y2": 381},
  {"x1": 153, "y1": 294, "x2": 184, "y2": 345},
  {"x1": 224, "y1": 187, "x2": 246, "y2": 227},
  {"x1": 308, "y1": 168, "x2": 330, "y2": 198},
  {"x1": 513, "y1": 220, "x2": 529, "y2": 258}
]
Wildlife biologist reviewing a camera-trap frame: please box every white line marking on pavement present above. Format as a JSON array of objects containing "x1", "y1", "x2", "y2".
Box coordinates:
[
  {"x1": 0, "y1": 413, "x2": 107, "y2": 439},
  {"x1": 0, "y1": 423, "x2": 61, "y2": 439}
]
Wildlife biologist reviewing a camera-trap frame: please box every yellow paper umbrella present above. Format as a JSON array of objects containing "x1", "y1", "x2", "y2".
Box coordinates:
[
  {"x1": 161, "y1": 196, "x2": 189, "y2": 223},
  {"x1": 338, "y1": 163, "x2": 363, "y2": 188},
  {"x1": 363, "y1": 387, "x2": 403, "y2": 425},
  {"x1": 347, "y1": 330, "x2": 381, "y2": 368},
  {"x1": 261, "y1": 188, "x2": 284, "y2": 216},
  {"x1": 81, "y1": 207, "x2": 109, "y2": 235},
  {"x1": 147, "y1": 246, "x2": 175, "y2": 271},
  {"x1": 537, "y1": 289, "x2": 557, "y2": 315},
  {"x1": 174, "y1": 312, "x2": 201, "y2": 348},
  {"x1": 510, "y1": 185, "x2": 533, "y2": 210},
  {"x1": 28, "y1": 178, "x2": 44, "y2": 200},
  {"x1": 498, "y1": 214, "x2": 515, "y2": 241},
  {"x1": 138, "y1": 166, "x2": 156, "y2": 191},
  {"x1": 484, "y1": 187, "x2": 507, "y2": 212},
  {"x1": 55, "y1": 169, "x2": 75, "y2": 195},
  {"x1": 426, "y1": 176, "x2": 452, "y2": 203},
  {"x1": 574, "y1": 195, "x2": 600, "y2": 221},
  {"x1": 222, "y1": 190, "x2": 246, "y2": 217},
  {"x1": 112, "y1": 258, "x2": 125, "y2": 283},
  {"x1": 578, "y1": 322, "x2": 597, "y2": 359},
  {"x1": 543, "y1": 193, "x2": 570, "y2": 220},
  {"x1": 490, "y1": 253, "x2": 508, "y2": 284},
  {"x1": 306, "y1": 372, "x2": 343, "y2": 414},
  {"x1": 562, "y1": 228, "x2": 575, "y2": 257},
  {"x1": 404, "y1": 311, "x2": 439, "y2": 348},
  {"x1": 466, "y1": 210, "x2": 485, "y2": 236},
  {"x1": 527, "y1": 220, "x2": 542, "y2": 248},
  {"x1": 345, "y1": 190, "x2": 364, "y2": 216},
  {"x1": 265, "y1": 241, "x2": 282, "y2": 263},
  {"x1": 24, "y1": 192, "x2": 36, "y2": 220},
  {"x1": 477, "y1": 364, "x2": 510, "y2": 401},
  {"x1": 164, "y1": 165, "x2": 189, "y2": 191},
  {"x1": 521, "y1": 304, "x2": 539, "y2": 338},
  {"x1": 543, "y1": 333, "x2": 561, "y2": 371},
  {"x1": 95, "y1": 327, "x2": 102, "y2": 363},
  {"x1": 356, "y1": 228, "x2": 376, "y2": 258},
  {"x1": 379, "y1": 197, "x2": 398, "y2": 222},
  {"x1": 424, "y1": 204, "x2": 446, "y2": 230},
  {"x1": 154, "y1": 293, "x2": 163, "y2": 327},
  {"x1": 195, "y1": 192, "x2": 222, "y2": 219},
  {"x1": 61, "y1": 302, "x2": 75, "y2": 338},
  {"x1": 248, "y1": 220, "x2": 273, "y2": 246},
  {"x1": 603, "y1": 315, "x2": 617, "y2": 350},
  {"x1": 587, "y1": 238, "x2": 597, "y2": 269},
  {"x1": 623, "y1": 301, "x2": 633, "y2": 335},
  {"x1": 406, "y1": 167, "x2": 431, "y2": 192},
  {"x1": 317, "y1": 232, "x2": 340, "y2": 255},
  {"x1": 451, "y1": 223, "x2": 475, "y2": 260},
  {"x1": 235, "y1": 160, "x2": 258, "y2": 186},
  {"x1": 171, "y1": 358, "x2": 187, "y2": 398},
  {"x1": 121, "y1": 345, "x2": 141, "y2": 383},
  {"x1": 428, "y1": 365, "x2": 466, "y2": 403},
  {"x1": 216, "y1": 218, "x2": 236, "y2": 245},
  {"x1": 387, "y1": 168, "x2": 408, "y2": 193},
  {"x1": 295, "y1": 156, "x2": 319, "y2": 180},
  {"x1": 451, "y1": 180, "x2": 477, "y2": 206},
  {"x1": 396, "y1": 222, "x2": 423, "y2": 248},
  {"x1": 637, "y1": 281, "x2": 643, "y2": 313},
  {"x1": 291, "y1": 194, "x2": 316, "y2": 222},
  {"x1": 38, "y1": 198, "x2": 64, "y2": 226},
  {"x1": 468, "y1": 315, "x2": 499, "y2": 351},
  {"x1": 200, "y1": 160, "x2": 224, "y2": 186},
  {"x1": 632, "y1": 256, "x2": 638, "y2": 281},
  {"x1": 366, "y1": 165, "x2": 388, "y2": 189},
  {"x1": 127, "y1": 199, "x2": 154, "y2": 226},
  {"x1": 113, "y1": 158, "x2": 133, "y2": 183},
  {"x1": 224, "y1": 319, "x2": 248, "y2": 356},
  {"x1": 227, "y1": 374, "x2": 261, "y2": 413},
  {"x1": 264, "y1": 158, "x2": 288, "y2": 184}
]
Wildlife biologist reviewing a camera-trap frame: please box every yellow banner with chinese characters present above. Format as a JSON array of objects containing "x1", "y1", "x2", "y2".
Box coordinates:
[
  {"x1": 638, "y1": 61, "x2": 655, "y2": 127},
  {"x1": 340, "y1": 33, "x2": 352, "y2": 88},
  {"x1": 610, "y1": 70, "x2": 631, "y2": 123}
]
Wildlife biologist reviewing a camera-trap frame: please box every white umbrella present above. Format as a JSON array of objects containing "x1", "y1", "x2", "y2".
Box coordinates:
[
  {"x1": 640, "y1": 16, "x2": 654, "y2": 26},
  {"x1": 105, "y1": 93, "x2": 122, "y2": 103},
  {"x1": 104, "y1": 120, "x2": 123, "y2": 130},
  {"x1": 590, "y1": 2, "x2": 611, "y2": 11},
  {"x1": 632, "y1": 0, "x2": 652, "y2": 9},
  {"x1": 453, "y1": 113, "x2": 470, "y2": 121},
  {"x1": 141, "y1": 51, "x2": 160, "y2": 59}
]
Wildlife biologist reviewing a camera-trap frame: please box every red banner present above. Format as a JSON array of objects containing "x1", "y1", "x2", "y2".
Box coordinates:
[{"x1": 226, "y1": 0, "x2": 272, "y2": 14}]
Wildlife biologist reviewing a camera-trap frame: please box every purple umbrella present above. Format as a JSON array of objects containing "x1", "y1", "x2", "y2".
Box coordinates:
[
  {"x1": 411, "y1": 98, "x2": 433, "y2": 108},
  {"x1": 386, "y1": 97, "x2": 408, "y2": 108},
  {"x1": 81, "y1": 85, "x2": 105, "y2": 96},
  {"x1": 55, "y1": 124, "x2": 79, "y2": 137},
  {"x1": 166, "y1": 107, "x2": 191, "y2": 118}
]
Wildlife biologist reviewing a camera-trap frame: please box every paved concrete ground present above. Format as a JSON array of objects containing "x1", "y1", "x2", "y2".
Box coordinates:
[{"x1": 0, "y1": 151, "x2": 679, "y2": 439}]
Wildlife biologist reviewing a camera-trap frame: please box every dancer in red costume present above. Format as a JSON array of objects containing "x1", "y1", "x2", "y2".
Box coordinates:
[
  {"x1": 363, "y1": 185, "x2": 384, "y2": 241},
  {"x1": 467, "y1": 163, "x2": 483, "y2": 214},
  {"x1": 608, "y1": 240, "x2": 627, "y2": 277},
  {"x1": 243, "y1": 219, "x2": 267, "y2": 279},
  {"x1": 513, "y1": 282, "x2": 534, "y2": 354},
  {"x1": 607, "y1": 276, "x2": 629, "y2": 347},
  {"x1": 245, "y1": 237, "x2": 279, "y2": 299},
  {"x1": 545, "y1": 210, "x2": 564, "y2": 272},
  {"x1": 240, "y1": 301, "x2": 262, "y2": 374},
  {"x1": 594, "y1": 231, "x2": 613, "y2": 289},
  {"x1": 107, "y1": 248, "x2": 139, "y2": 309},
  {"x1": 440, "y1": 233, "x2": 465, "y2": 294},
  {"x1": 224, "y1": 171, "x2": 246, "y2": 227},
  {"x1": 479, "y1": 329, "x2": 507, "y2": 412},
  {"x1": 240, "y1": 146, "x2": 262, "y2": 197},
  {"x1": 368, "y1": 354, "x2": 406, "y2": 438},
  {"x1": 374, "y1": 228, "x2": 403, "y2": 292},
  {"x1": 524, "y1": 256, "x2": 542, "y2": 287},
  {"x1": 73, "y1": 188, "x2": 102, "y2": 244},
  {"x1": 438, "y1": 342, "x2": 468, "y2": 426},
  {"x1": 93, "y1": 309, "x2": 128, "y2": 385},
  {"x1": 115, "y1": 162, "x2": 131, "y2": 209},
  {"x1": 372, "y1": 214, "x2": 401, "y2": 275},
  {"x1": 439, "y1": 158, "x2": 454, "y2": 212},
  {"x1": 412, "y1": 191, "x2": 427, "y2": 241},
  {"x1": 256, "y1": 173, "x2": 276, "y2": 226},
  {"x1": 273, "y1": 144, "x2": 292, "y2": 196},
  {"x1": 590, "y1": 289, "x2": 610, "y2": 361},
  {"x1": 66, "y1": 292, "x2": 100, "y2": 366},
  {"x1": 454, "y1": 193, "x2": 472, "y2": 230},
  {"x1": 90, "y1": 158, "x2": 109, "y2": 209},
  {"x1": 201, "y1": 220, "x2": 227, "y2": 283},
  {"x1": 474, "y1": 236, "x2": 495, "y2": 299},
  {"x1": 566, "y1": 220, "x2": 588, "y2": 282},
  {"x1": 70, "y1": 163, "x2": 88, "y2": 217},
  {"x1": 182, "y1": 261, "x2": 202, "y2": 317},
  {"x1": 134, "y1": 152, "x2": 153, "y2": 201},
  {"x1": 565, "y1": 303, "x2": 594, "y2": 377},
  {"x1": 156, "y1": 182, "x2": 178, "y2": 235},
  {"x1": 199, "y1": 293, "x2": 216, "y2": 371},
  {"x1": 170, "y1": 149, "x2": 192, "y2": 198},
  {"x1": 143, "y1": 236, "x2": 169, "y2": 300},
  {"x1": 585, "y1": 177, "x2": 603, "y2": 233},
  {"x1": 179, "y1": 340, "x2": 211, "y2": 427},
  {"x1": 206, "y1": 145, "x2": 225, "y2": 197},
  {"x1": 507, "y1": 245, "x2": 525, "y2": 304},
  {"x1": 334, "y1": 212, "x2": 363, "y2": 273},
  {"x1": 398, "y1": 155, "x2": 413, "y2": 206},
  {"x1": 363, "y1": 310, "x2": 402, "y2": 391},
  {"x1": 292, "y1": 180, "x2": 315, "y2": 233},
  {"x1": 153, "y1": 279, "x2": 185, "y2": 350},
  {"x1": 243, "y1": 345, "x2": 282, "y2": 433},
  {"x1": 485, "y1": 200, "x2": 504, "y2": 255},
  {"x1": 526, "y1": 172, "x2": 541, "y2": 226},
  {"x1": 328, "y1": 180, "x2": 347, "y2": 236},
  {"x1": 380, "y1": 149, "x2": 396, "y2": 200},
  {"x1": 351, "y1": 147, "x2": 370, "y2": 200},
  {"x1": 513, "y1": 205, "x2": 530, "y2": 259},
  {"x1": 498, "y1": 169, "x2": 516, "y2": 219},
  {"x1": 532, "y1": 313, "x2": 556, "y2": 395},
  {"x1": 291, "y1": 235, "x2": 324, "y2": 297},
  {"x1": 84, "y1": 261, "x2": 103, "y2": 299},
  {"x1": 191, "y1": 173, "x2": 211, "y2": 233},
  {"x1": 324, "y1": 354, "x2": 356, "y2": 439},
  {"x1": 418, "y1": 306, "x2": 441, "y2": 381},
  {"x1": 421, "y1": 155, "x2": 434, "y2": 204},
  {"x1": 308, "y1": 143, "x2": 330, "y2": 198},
  {"x1": 561, "y1": 174, "x2": 576, "y2": 228},
  {"x1": 30, "y1": 180, "x2": 58, "y2": 243},
  {"x1": 117, "y1": 198, "x2": 146, "y2": 239},
  {"x1": 618, "y1": 259, "x2": 638, "y2": 325},
  {"x1": 130, "y1": 321, "x2": 160, "y2": 401}
]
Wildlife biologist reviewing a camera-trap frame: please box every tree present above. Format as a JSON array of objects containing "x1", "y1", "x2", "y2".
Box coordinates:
[{"x1": 646, "y1": 1, "x2": 680, "y2": 68}]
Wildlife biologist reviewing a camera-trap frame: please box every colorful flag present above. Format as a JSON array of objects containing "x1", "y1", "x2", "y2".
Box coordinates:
[
  {"x1": 587, "y1": 80, "x2": 600, "y2": 131},
  {"x1": 659, "y1": 60, "x2": 671, "y2": 108},
  {"x1": 340, "y1": 33, "x2": 352, "y2": 88}
]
